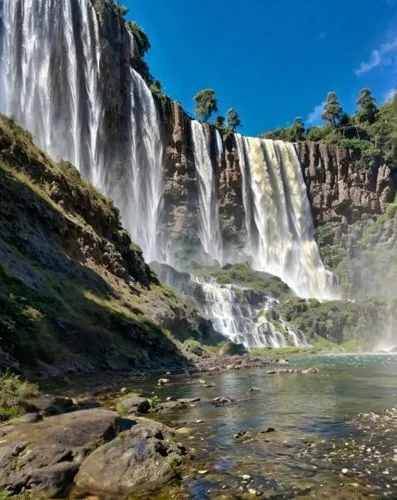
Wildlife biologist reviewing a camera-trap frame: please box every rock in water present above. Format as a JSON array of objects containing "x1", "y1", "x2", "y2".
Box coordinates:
[{"x1": 74, "y1": 420, "x2": 187, "y2": 497}]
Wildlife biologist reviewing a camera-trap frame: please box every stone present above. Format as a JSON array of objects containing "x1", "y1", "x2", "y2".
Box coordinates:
[
  {"x1": 9, "y1": 413, "x2": 43, "y2": 424},
  {"x1": 158, "y1": 378, "x2": 170, "y2": 386},
  {"x1": 117, "y1": 397, "x2": 150, "y2": 415},
  {"x1": 24, "y1": 394, "x2": 76, "y2": 416},
  {"x1": 212, "y1": 396, "x2": 234, "y2": 406},
  {"x1": 301, "y1": 367, "x2": 319, "y2": 374},
  {"x1": 74, "y1": 420, "x2": 187, "y2": 497},
  {"x1": 0, "y1": 409, "x2": 133, "y2": 496}
]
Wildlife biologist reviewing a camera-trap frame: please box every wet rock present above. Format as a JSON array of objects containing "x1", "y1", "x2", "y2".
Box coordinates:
[
  {"x1": 117, "y1": 397, "x2": 150, "y2": 415},
  {"x1": 248, "y1": 387, "x2": 260, "y2": 393},
  {"x1": 0, "y1": 409, "x2": 133, "y2": 496},
  {"x1": 301, "y1": 367, "x2": 319, "y2": 374},
  {"x1": 24, "y1": 394, "x2": 76, "y2": 416},
  {"x1": 75, "y1": 399, "x2": 102, "y2": 410},
  {"x1": 263, "y1": 427, "x2": 276, "y2": 433},
  {"x1": 201, "y1": 383, "x2": 216, "y2": 388},
  {"x1": 158, "y1": 378, "x2": 170, "y2": 386},
  {"x1": 74, "y1": 420, "x2": 187, "y2": 497},
  {"x1": 212, "y1": 396, "x2": 234, "y2": 406}
]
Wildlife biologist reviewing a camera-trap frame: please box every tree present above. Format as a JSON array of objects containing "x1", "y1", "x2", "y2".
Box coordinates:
[
  {"x1": 357, "y1": 88, "x2": 378, "y2": 125},
  {"x1": 226, "y1": 108, "x2": 242, "y2": 131},
  {"x1": 115, "y1": 3, "x2": 129, "y2": 16},
  {"x1": 126, "y1": 22, "x2": 151, "y2": 58},
  {"x1": 193, "y1": 89, "x2": 218, "y2": 123},
  {"x1": 322, "y1": 91, "x2": 344, "y2": 128},
  {"x1": 213, "y1": 116, "x2": 225, "y2": 129},
  {"x1": 391, "y1": 90, "x2": 397, "y2": 163},
  {"x1": 286, "y1": 117, "x2": 305, "y2": 141}
]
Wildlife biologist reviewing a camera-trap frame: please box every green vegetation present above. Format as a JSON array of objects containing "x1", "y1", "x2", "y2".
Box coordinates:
[
  {"x1": 260, "y1": 87, "x2": 395, "y2": 166},
  {"x1": 193, "y1": 89, "x2": 218, "y2": 123},
  {"x1": 213, "y1": 116, "x2": 225, "y2": 129},
  {"x1": 183, "y1": 339, "x2": 206, "y2": 356},
  {"x1": 280, "y1": 296, "x2": 387, "y2": 347},
  {"x1": 0, "y1": 372, "x2": 39, "y2": 422},
  {"x1": 193, "y1": 264, "x2": 292, "y2": 298},
  {"x1": 115, "y1": 3, "x2": 129, "y2": 17},
  {"x1": 226, "y1": 108, "x2": 242, "y2": 132},
  {"x1": 126, "y1": 21, "x2": 151, "y2": 58},
  {"x1": 322, "y1": 91, "x2": 344, "y2": 128}
]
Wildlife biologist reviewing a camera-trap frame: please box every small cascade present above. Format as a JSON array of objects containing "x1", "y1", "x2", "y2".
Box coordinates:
[
  {"x1": 193, "y1": 276, "x2": 308, "y2": 348},
  {"x1": 191, "y1": 121, "x2": 223, "y2": 264}
]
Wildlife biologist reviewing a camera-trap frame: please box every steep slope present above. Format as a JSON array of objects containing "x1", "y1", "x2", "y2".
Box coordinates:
[{"x1": 0, "y1": 115, "x2": 215, "y2": 376}]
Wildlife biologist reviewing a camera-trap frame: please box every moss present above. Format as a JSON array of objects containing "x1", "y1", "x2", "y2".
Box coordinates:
[
  {"x1": 193, "y1": 264, "x2": 292, "y2": 298},
  {"x1": 280, "y1": 296, "x2": 387, "y2": 347}
]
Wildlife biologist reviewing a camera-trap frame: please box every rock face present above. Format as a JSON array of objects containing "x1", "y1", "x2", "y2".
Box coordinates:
[
  {"x1": 296, "y1": 142, "x2": 396, "y2": 224},
  {"x1": 74, "y1": 419, "x2": 187, "y2": 497},
  {"x1": 0, "y1": 410, "x2": 187, "y2": 499},
  {"x1": 0, "y1": 409, "x2": 133, "y2": 496}
]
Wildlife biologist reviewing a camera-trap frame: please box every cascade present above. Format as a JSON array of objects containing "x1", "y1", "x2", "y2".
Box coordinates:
[
  {"x1": 191, "y1": 121, "x2": 223, "y2": 264},
  {"x1": 193, "y1": 276, "x2": 309, "y2": 348},
  {"x1": 0, "y1": 0, "x2": 164, "y2": 262}
]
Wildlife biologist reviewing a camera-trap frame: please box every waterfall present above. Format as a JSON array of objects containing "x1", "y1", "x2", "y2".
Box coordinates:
[
  {"x1": 191, "y1": 121, "x2": 223, "y2": 264},
  {"x1": 235, "y1": 136, "x2": 338, "y2": 300},
  {"x1": 193, "y1": 277, "x2": 308, "y2": 348},
  {"x1": 0, "y1": 0, "x2": 164, "y2": 263}
]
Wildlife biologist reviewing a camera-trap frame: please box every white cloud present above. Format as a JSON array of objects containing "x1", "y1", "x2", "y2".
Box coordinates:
[
  {"x1": 384, "y1": 88, "x2": 396, "y2": 101},
  {"x1": 354, "y1": 38, "x2": 397, "y2": 76},
  {"x1": 306, "y1": 101, "x2": 325, "y2": 125}
]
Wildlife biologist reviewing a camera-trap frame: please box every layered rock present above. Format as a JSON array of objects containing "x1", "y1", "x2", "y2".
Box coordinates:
[{"x1": 296, "y1": 142, "x2": 396, "y2": 224}]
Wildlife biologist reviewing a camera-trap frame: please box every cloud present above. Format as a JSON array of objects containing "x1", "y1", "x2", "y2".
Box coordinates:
[
  {"x1": 306, "y1": 101, "x2": 325, "y2": 125},
  {"x1": 354, "y1": 38, "x2": 397, "y2": 76},
  {"x1": 384, "y1": 88, "x2": 396, "y2": 101}
]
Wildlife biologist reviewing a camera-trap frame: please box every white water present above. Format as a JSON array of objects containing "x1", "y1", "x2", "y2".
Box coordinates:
[
  {"x1": 194, "y1": 277, "x2": 309, "y2": 348},
  {"x1": 0, "y1": 0, "x2": 164, "y2": 262},
  {"x1": 191, "y1": 121, "x2": 223, "y2": 264},
  {"x1": 236, "y1": 135, "x2": 338, "y2": 300}
]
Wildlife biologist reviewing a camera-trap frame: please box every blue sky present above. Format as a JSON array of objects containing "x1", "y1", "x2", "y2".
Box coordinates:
[{"x1": 124, "y1": 0, "x2": 397, "y2": 136}]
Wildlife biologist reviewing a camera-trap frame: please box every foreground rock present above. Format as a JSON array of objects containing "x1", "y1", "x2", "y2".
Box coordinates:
[
  {"x1": 0, "y1": 409, "x2": 188, "y2": 498},
  {"x1": 74, "y1": 418, "x2": 188, "y2": 497},
  {"x1": 0, "y1": 408, "x2": 132, "y2": 497}
]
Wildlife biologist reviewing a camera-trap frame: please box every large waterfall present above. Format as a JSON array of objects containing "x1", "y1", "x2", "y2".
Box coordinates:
[
  {"x1": 0, "y1": 0, "x2": 164, "y2": 263},
  {"x1": 0, "y1": 0, "x2": 339, "y2": 349}
]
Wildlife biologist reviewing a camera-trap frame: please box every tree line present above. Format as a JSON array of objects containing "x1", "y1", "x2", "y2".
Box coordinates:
[{"x1": 193, "y1": 89, "x2": 242, "y2": 136}]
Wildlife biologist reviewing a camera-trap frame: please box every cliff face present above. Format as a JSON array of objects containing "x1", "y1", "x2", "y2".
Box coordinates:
[
  {"x1": 0, "y1": 115, "x2": 215, "y2": 376},
  {"x1": 296, "y1": 142, "x2": 396, "y2": 224},
  {"x1": 159, "y1": 101, "x2": 396, "y2": 246}
]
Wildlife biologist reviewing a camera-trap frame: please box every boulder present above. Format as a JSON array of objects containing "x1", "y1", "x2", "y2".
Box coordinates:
[
  {"x1": 219, "y1": 342, "x2": 247, "y2": 356},
  {"x1": 117, "y1": 397, "x2": 150, "y2": 415},
  {"x1": 0, "y1": 409, "x2": 133, "y2": 496},
  {"x1": 74, "y1": 419, "x2": 188, "y2": 497}
]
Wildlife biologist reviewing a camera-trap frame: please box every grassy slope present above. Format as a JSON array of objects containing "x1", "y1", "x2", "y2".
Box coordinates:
[{"x1": 0, "y1": 115, "x2": 207, "y2": 376}]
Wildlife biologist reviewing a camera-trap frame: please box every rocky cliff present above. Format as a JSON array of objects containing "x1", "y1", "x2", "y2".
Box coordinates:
[{"x1": 0, "y1": 115, "x2": 216, "y2": 376}]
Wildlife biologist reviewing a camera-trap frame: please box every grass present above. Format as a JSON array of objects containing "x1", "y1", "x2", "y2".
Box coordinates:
[
  {"x1": 193, "y1": 263, "x2": 292, "y2": 298},
  {"x1": 0, "y1": 372, "x2": 39, "y2": 422},
  {"x1": 250, "y1": 338, "x2": 362, "y2": 357}
]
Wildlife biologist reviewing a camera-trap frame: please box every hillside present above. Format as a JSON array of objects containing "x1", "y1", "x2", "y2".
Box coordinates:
[{"x1": 0, "y1": 115, "x2": 217, "y2": 377}]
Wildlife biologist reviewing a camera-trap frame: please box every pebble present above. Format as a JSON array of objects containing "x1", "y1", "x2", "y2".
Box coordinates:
[
  {"x1": 248, "y1": 489, "x2": 257, "y2": 495},
  {"x1": 195, "y1": 419, "x2": 204, "y2": 424},
  {"x1": 198, "y1": 470, "x2": 208, "y2": 475},
  {"x1": 242, "y1": 474, "x2": 251, "y2": 480},
  {"x1": 342, "y1": 468, "x2": 348, "y2": 474},
  {"x1": 120, "y1": 387, "x2": 127, "y2": 393}
]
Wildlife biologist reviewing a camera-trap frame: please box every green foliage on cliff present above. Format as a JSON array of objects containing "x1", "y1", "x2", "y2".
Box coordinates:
[
  {"x1": 260, "y1": 88, "x2": 395, "y2": 166},
  {"x1": 193, "y1": 264, "x2": 292, "y2": 298},
  {"x1": 280, "y1": 296, "x2": 388, "y2": 346},
  {"x1": 126, "y1": 21, "x2": 151, "y2": 57},
  {"x1": 193, "y1": 89, "x2": 218, "y2": 123},
  {"x1": 226, "y1": 108, "x2": 242, "y2": 132},
  {"x1": 115, "y1": 3, "x2": 129, "y2": 17}
]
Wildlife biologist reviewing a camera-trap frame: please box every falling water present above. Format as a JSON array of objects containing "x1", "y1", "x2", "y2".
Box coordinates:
[
  {"x1": 193, "y1": 277, "x2": 308, "y2": 348},
  {"x1": 0, "y1": 0, "x2": 164, "y2": 262},
  {"x1": 235, "y1": 136, "x2": 338, "y2": 300},
  {"x1": 191, "y1": 121, "x2": 223, "y2": 264}
]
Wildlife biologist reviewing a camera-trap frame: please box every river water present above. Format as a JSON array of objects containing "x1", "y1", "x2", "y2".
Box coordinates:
[{"x1": 77, "y1": 354, "x2": 397, "y2": 498}]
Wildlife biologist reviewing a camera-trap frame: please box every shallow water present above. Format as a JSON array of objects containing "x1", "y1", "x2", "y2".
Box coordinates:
[{"x1": 89, "y1": 354, "x2": 397, "y2": 498}]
